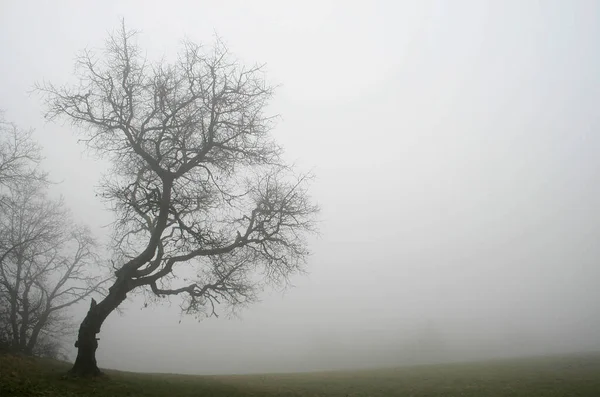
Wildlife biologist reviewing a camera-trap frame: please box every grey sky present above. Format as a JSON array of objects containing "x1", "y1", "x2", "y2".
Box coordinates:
[{"x1": 1, "y1": 0, "x2": 599, "y2": 374}]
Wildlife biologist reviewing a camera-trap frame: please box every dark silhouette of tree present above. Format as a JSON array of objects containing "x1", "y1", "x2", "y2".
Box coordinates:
[{"x1": 38, "y1": 22, "x2": 318, "y2": 376}]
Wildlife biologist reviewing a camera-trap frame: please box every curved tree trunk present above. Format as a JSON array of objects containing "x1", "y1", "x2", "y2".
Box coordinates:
[
  {"x1": 25, "y1": 312, "x2": 48, "y2": 355},
  {"x1": 68, "y1": 277, "x2": 131, "y2": 377},
  {"x1": 68, "y1": 179, "x2": 171, "y2": 377}
]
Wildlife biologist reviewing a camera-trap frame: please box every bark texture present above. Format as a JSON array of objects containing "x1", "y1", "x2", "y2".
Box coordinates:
[{"x1": 69, "y1": 279, "x2": 130, "y2": 377}]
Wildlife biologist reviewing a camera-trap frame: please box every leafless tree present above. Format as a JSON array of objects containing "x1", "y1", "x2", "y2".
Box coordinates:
[
  {"x1": 0, "y1": 113, "x2": 48, "y2": 205},
  {"x1": 0, "y1": 181, "x2": 107, "y2": 358},
  {"x1": 37, "y1": 22, "x2": 318, "y2": 376}
]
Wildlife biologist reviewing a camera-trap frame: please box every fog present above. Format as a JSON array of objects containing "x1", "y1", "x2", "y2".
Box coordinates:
[{"x1": 1, "y1": 0, "x2": 599, "y2": 375}]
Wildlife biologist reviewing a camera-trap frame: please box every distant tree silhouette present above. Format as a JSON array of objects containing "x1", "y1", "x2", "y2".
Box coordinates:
[
  {"x1": 38, "y1": 21, "x2": 318, "y2": 376},
  {"x1": 0, "y1": 116, "x2": 106, "y2": 358},
  {"x1": 0, "y1": 114, "x2": 48, "y2": 206}
]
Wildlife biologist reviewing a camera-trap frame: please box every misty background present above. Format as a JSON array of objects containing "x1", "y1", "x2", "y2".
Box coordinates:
[{"x1": 1, "y1": 0, "x2": 599, "y2": 374}]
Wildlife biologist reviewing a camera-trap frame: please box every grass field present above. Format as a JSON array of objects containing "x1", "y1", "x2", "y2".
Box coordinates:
[{"x1": 1, "y1": 353, "x2": 600, "y2": 396}]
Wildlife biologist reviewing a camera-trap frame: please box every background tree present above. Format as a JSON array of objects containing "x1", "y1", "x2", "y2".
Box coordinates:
[
  {"x1": 38, "y1": 22, "x2": 318, "y2": 377},
  {"x1": 0, "y1": 180, "x2": 106, "y2": 358},
  {"x1": 0, "y1": 112, "x2": 48, "y2": 351},
  {"x1": 0, "y1": 113, "x2": 48, "y2": 205}
]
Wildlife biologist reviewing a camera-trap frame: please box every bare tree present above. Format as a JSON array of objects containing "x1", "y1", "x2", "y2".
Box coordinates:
[
  {"x1": 0, "y1": 113, "x2": 48, "y2": 205},
  {"x1": 0, "y1": 181, "x2": 106, "y2": 357},
  {"x1": 0, "y1": 113, "x2": 49, "y2": 351},
  {"x1": 38, "y1": 22, "x2": 318, "y2": 376}
]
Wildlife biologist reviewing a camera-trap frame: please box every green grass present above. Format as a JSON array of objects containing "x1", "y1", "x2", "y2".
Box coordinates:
[{"x1": 2, "y1": 353, "x2": 600, "y2": 396}]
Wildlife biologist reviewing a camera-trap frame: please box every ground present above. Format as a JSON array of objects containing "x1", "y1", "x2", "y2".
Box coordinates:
[{"x1": 1, "y1": 352, "x2": 600, "y2": 396}]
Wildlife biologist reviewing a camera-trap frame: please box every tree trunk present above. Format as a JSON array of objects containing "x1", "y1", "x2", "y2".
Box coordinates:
[
  {"x1": 68, "y1": 277, "x2": 131, "y2": 377},
  {"x1": 70, "y1": 309, "x2": 101, "y2": 377},
  {"x1": 25, "y1": 313, "x2": 47, "y2": 355},
  {"x1": 18, "y1": 296, "x2": 29, "y2": 352},
  {"x1": 9, "y1": 290, "x2": 20, "y2": 350}
]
